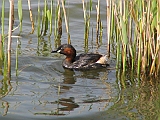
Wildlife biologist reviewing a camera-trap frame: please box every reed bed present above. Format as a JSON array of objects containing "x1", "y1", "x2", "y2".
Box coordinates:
[
  {"x1": 0, "y1": 0, "x2": 160, "y2": 79},
  {"x1": 107, "y1": 0, "x2": 159, "y2": 77}
]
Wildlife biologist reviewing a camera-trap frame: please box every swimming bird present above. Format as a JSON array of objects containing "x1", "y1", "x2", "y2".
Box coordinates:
[{"x1": 51, "y1": 44, "x2": 109, "y2": 69}]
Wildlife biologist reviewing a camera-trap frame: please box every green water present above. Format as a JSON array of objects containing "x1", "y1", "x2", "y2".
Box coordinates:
[{"x1": 0, "y1": 0, "x2": 160, "y2": 120}]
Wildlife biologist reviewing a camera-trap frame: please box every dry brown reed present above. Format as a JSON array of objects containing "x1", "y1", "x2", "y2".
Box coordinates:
[
  {"x1": 106, "y1": 0, "x2": 111, "y2": 58},
  {"x1": 28, "y1": 0, "x2": 35, "y2": 34},
  {"x1": 8, "y1": 0, "x2": 14, "y2": 76},
  {"x1": 61, "y1": 0, "x2": 70, "y2": 44}
]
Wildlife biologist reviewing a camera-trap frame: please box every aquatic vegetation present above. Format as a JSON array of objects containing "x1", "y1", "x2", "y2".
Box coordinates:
[
  {"x1": 107, "y1": 0, "x2": 159, "y2": 78},
  {"x1": 0, "y1": 0, "x2": 159, "y2": 79},
  {"x1": 28, "y1": 0, "x2": 35, "y2": 34},
  {"x1": 0, "y1": 1, "x2": 160, "y2": 119},
  {"x1": 18, "y1": 0, "x2": 23, "y2": 33}
]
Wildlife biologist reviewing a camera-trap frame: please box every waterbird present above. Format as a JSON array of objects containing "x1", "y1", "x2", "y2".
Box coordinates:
[{"x1": 51, "y1": 44, "x2": 109, "y2": 69}]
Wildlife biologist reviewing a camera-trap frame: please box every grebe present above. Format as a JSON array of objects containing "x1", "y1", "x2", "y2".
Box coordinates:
[{"x1": 51, "y1": 44, "x2": 109, "y2": 69}]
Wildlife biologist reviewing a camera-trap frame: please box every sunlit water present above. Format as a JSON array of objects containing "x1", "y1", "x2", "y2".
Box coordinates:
[{"x1": 0, "y1": 0, "x2": 160, "y2": 120}]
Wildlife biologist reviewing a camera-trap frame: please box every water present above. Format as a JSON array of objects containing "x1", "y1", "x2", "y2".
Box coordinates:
[{"x1": 0, "y1": 0, "x2": 160, "y2": 120}]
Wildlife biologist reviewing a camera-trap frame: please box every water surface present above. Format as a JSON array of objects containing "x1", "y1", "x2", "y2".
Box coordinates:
[{"x1": 0, "y1": 0, "x2": 160, "y2": 120}]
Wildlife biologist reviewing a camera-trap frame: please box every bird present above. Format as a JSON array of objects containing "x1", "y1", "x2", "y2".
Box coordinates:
[{"x1": 51, "y1": 44, "x2": 109, "y2": 69}]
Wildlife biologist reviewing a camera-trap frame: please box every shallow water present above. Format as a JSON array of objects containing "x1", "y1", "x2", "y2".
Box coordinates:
[{"x1": 0, "y1": 0, "x2": 160, "y2": 120}]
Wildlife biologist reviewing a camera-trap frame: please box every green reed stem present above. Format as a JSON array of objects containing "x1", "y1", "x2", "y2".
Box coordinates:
[
  {"x1": 3, "y1": 45, "x2": 7, "y2": 77},
  {"x1": 47, "y1": 9, "x2": 52, "y2": 36},
  {"x1": 82, "y1": 0, "x2": 87, "y2": 49},
  {"x1": 1, "y1": 0, "x2": 5, "y2": 66},
  {"x1": 82, "y1": 0, "x2": 92, "y2": 51},
  {"x1": 116, "y1": 30, "x2": 120, "y2": 70},
  {"x1": 99, "y1": 21, "x2": 103, "y2": 45},
  {"x1": 120, "y1": 15, "x2": 128, "y2": 72},
  {"x1": 1, "y1": 0, "x2": 5, "y2": 40},
  {"x1": 49, "y1": 0, "x2": 53, "y2": 35},
  {"x1": 43, "y1": 0, "x2": 48, "y2": 36},
  {"x1": 15, "y1": 39, "x2": 19, "y2": 76},
  {"x1": 18, "y1": 0, "x2": 23, "y2": 32},
  {"x1": 54, "y1": 1, "x2": 59, "y2": 39},
  {"x1": 57, "y1": 2, "x2": 62, "y2": 38},
  {"x1": 0, "y1": 35, "x2": 2, "y2": 74},
  {"x1": 37, "y1": 0, "x2": 41, "y2": 36}
]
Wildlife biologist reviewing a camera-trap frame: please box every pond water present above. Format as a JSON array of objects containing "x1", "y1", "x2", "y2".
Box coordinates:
[{"x1": 0, "y1": 0, "x2": 160, "y2": 120}]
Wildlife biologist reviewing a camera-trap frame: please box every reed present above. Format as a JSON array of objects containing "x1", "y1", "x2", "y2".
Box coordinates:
[
  {"x1": 18, "y1": 0, "x2": 23, "y2": 32},
  {"x1": 28, "y1": 0, "x2": 35, "y2": 34},
  {"x1": 36, "y1": 0, "x2": 53, "y2": 37},
  {"x1": 1, "y1": 0, "x2": 159, "y2": 79},
  {"x1": 96, "y1": 0, "x2": 100, "y2": 45},
  {"x1": 61, "y1": 0, "x2": 70, "y2": 44},
  {"x1": 43, "y1": 0, "x2": 49, "y2": 36},
  {"x1": 106, "y1": 0, "x2": 111, "y2": 57},
  {"x1": 37, "y1": 0, "x2": 41, "y2": 36},
  {"x1": 54, "y1": 0, "x2": 62, "y2": 47},
  {"x1": 49, "y1": 0, "x2": 53, "y2": 35},
  {"x1": 82, "y1": 0, "x2": 87, "y2": 49},
  {"x1": 15, "y1": 39, "x2": 19, "y2": 76},
  {"x1": 0, "y1": 0, "x2": 5, "y2": 74},
  {"x1": 110, "y1": 0, "x2": 159, "y2": 77},
  {"x1": 82, "y1": 0, "x2": 92, "y2": 51},
  {"x1": 57, "y1": 0, "x2": 62, "y2": 38},
  {"x1": 54, "y1": 0, "x2": 59, "y2": 40},
  {"x1": 0, "y1": 35, "x2": 2, "y2": 74},
  {"x1": 7, "y1": 0, "x2": 14, "y2": 77},
  {"x1": 1, "y1": 0, "x2": 5, "y2": 41},
  {"x1": 57, "y1": 8, "x2": 62, "y2": 38},
  {"x1": 1, "y1": 0, "x2": 7, "y2": 77}
]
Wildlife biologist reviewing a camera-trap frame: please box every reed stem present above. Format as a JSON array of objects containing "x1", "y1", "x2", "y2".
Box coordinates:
[
  {"x1": 106, "y1": 0, "x2": 111, "y2": 57},
  {"x1": 8, "y1": 0, "x2": 14, "y2": 77},
  {"x1": 61, "y1": 0, "x2": 70, "y2": 44},
  {"x1": 28, "y1": 0, "x2": 34, "y2": 34},
  {"x1": 96, "y1": 0, "x2": 100, "y2": 45},
  {"x1": 18, "y1": 0, "x2": 23, "y2": 32}
]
